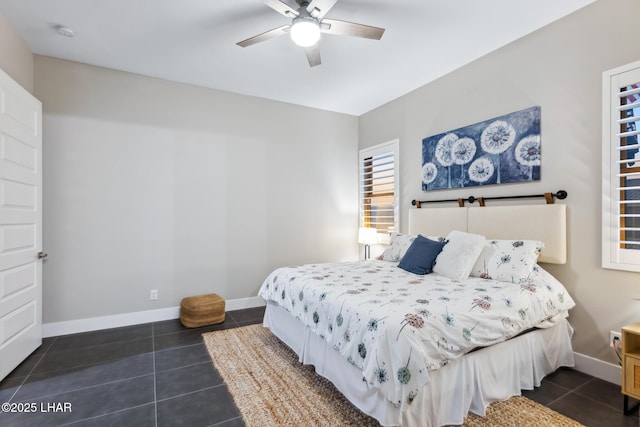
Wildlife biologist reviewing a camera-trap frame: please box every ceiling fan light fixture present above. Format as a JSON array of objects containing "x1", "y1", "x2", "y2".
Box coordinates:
[{"x1": 290, "y1": 17, "x2": 320, "y2": 47}]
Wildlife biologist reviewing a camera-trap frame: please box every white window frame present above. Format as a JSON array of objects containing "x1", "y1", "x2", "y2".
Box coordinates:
[
  {"x1": 359, "y1": 140, "x2": 399, "y2": 243},
  {"x1": 602, "y1": 60, "x2": 640, "y2": 272}
]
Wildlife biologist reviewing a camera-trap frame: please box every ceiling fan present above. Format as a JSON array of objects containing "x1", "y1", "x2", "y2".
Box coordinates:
[{"x1": 237, "y1": 0, "x2": 385, "y2": 67}]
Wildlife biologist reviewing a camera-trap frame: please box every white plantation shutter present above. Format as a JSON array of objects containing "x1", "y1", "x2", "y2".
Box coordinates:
[
  {"x1": 359, "y1": 140, "x2": 399, "y2": 242},
  {"x1": 603, "y1": 60, "x2": 640, "y2": 271},
  {"x1": 617, "y1": 84, "x2": 640, "y2": 247}
]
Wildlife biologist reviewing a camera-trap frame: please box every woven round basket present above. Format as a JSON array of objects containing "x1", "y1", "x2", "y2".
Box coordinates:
[{"x1": 180, "y1": 293, "x2": 225, "y2": 328}]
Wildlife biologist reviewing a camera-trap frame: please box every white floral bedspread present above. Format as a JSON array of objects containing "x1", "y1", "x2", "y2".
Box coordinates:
[{"x1": 258, "y1": 261, "x2": 575, "y2": 411}]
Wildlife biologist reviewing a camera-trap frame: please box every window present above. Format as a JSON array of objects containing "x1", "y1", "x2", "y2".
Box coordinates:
[
  {"x1": 602, "y1": 60, "x2": 640, "y2": 272},
  {"x1": 359, "y1": 140, "x2": 399, "y2": 243}
]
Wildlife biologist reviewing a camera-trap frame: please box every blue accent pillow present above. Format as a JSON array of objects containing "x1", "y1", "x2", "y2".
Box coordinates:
[{"x1": 398, "y1": 235, "x2": 447, "y2": 275}]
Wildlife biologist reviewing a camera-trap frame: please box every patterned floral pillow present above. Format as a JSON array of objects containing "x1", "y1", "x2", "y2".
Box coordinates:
[
  {"x1": 470, "y1": 239, "x2": 545, "y2": 282},
  {"x1": 381, "y1": 232, "x2": 417, "y2": 262}
]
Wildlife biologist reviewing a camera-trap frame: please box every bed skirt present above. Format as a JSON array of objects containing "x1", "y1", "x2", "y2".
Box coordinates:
[{"x1": 263, "y1": 301, "x2": 575, "y2": 427}]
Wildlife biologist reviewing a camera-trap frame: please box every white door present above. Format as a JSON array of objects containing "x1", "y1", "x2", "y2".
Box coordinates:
[{"x1": 0, "y1": 69, "x2": 43, "y2": 381}]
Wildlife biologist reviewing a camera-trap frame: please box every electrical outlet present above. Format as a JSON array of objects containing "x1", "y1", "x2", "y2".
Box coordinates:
[
  {"x1": 610, "y1": 330, "x2": 621, "y2": 348},
  {"x1": 150, "y1": 289, "x2": 158, "y2": 301}
]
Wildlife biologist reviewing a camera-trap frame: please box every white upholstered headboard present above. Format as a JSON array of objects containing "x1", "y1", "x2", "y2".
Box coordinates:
[{"x1": 408, "y1": 204, "x2": 567, "y2": 264}]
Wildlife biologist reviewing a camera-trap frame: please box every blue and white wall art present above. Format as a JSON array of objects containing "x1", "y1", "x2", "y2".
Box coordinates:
[{"x1": 421, "y1": 106, "x2": 541, "y2": 191}]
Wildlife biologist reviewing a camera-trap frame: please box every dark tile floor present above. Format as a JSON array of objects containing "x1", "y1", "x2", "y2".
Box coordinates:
[
  {"x1": 523, "y1": 367, "x2": 638, "y2": 427},
  {"x1": 0, "y1": 306, "x2": 634, "y2": 427},
  {"x1": 0, "y1": 307, "x2": 265, "y2": 427}
]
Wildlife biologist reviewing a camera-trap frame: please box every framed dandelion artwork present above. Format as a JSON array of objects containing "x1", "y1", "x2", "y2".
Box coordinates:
[{"x1": 421, "y1": 106, "x2": 541, "y2": 191}]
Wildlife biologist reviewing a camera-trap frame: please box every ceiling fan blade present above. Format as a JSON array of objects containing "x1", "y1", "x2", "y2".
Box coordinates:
[
  {"x1": 237, "y1": 25, "x2": 290, "y2": 47},
  {"x1": 306, "y1": 0, "x2": 338, "y2": 19},
  {"x1": 304, "y1": 44, "x2": 321, "y2": 67},
  {"x1": 264, "y1": 0, "x2": 300, "y2": 17},
  {"x1": 321, "y1": 19, "x2": 385, "y2": 40}
]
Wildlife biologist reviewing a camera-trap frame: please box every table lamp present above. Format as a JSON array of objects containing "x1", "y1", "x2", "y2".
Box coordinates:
[{"x1": 358, "y1": 227, "x2": 378, "y2": 260}]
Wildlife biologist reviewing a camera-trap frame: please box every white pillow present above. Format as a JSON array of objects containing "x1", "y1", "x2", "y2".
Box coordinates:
[
  {"x1": 381, "y1": 232, "x2": 417, "y2": 262},
  {"x1": 471, "y1": 239, "x2": 544, "y2": 282},
  {"x1": 433, "y1": 231, "x2": 486, "y2": 281}
]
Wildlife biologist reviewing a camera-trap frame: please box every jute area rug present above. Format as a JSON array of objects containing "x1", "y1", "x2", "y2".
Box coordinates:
[{"x1": 202, "y1": 324, "x2": 583, "y2": 427}]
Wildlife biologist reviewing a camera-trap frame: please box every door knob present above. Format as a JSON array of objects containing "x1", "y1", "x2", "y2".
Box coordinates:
[{"x1": 37, "y1": 252, "x2": 48, "y2": 260}]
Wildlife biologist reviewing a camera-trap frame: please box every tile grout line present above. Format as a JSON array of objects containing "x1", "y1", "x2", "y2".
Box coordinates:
[
  {"x1": 543, "y1": 377, "x2": 622, "y2": 413},
  {"x1": 15, "y1": 349, "x2": 154, "y2": 380},
  {"x1": 9, "y1": 372, "x2": 155, "y2": 403},
  {"x1": 208, "y1": 415, "x2": 243, "y2": 427},
  {"x1": 155, "y1": 383, "x2": 225, "y2": 404},
  {"x1": 30, "y1": 339, "x2": 155, "y2": 378},
  {"x1": 152, "y1": 322, "x2": 158, "y2": 427},
  {"x1": 6, "y1": 335, "x2": 59, "y2": 403},
  {"x1": 57, "y1": 402, "x2": 154, "y2": 426},
  {"x1": 46, "y1": 325, "x2": 153, "y2": 353},
  {"x1": 154, "y1": 359, "x2": 212, "y2": 375},
  {"x1": 570, "y1": 378, "x2": 631, "y2": 414},
  {"x1": 154, "y1": 341, "x2": 203, "y2": 355},
  {"x1": 543, "y1": 388, "x2": 577, "y2": 408},
  {"x1": 541, "y1": 376, "x2": 591, "y2": 408}
]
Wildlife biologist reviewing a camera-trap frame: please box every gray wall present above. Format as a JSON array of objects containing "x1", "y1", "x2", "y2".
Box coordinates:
[
  {"x1": 359, "y1": 0, "x2": 640, "y2": 364},
  {"x1": 0, "y1": 10, "x2": 32, "y2": 92},
  {"x1": 35, "y1": 56, "x2": 359, "y2": 323}
]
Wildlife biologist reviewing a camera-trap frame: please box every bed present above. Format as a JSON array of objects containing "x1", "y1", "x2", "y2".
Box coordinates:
[{"x1": 258, "y1": 203, "x2": 575, "y2": 427}]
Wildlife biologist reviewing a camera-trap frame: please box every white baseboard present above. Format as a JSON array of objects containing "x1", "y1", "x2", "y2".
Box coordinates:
[
  {"x1": 225, "y1": 296, "x2": 265, "y2": 311},
  {"x1": 572, "y1": 351, "x2": 621, "y2": 385},
  {"x1": 42, "y1": 296, "x2": 266, "y2": 338}
]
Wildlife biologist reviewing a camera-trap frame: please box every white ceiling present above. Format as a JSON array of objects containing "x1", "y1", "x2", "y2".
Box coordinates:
[{"x1": 0, "y1": 0, "x2": 595, "y2": 115}]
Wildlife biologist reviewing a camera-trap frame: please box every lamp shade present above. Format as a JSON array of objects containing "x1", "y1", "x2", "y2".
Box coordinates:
[{"x1": 358, "y1": 227, "x2": 378, "y2": 245}]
